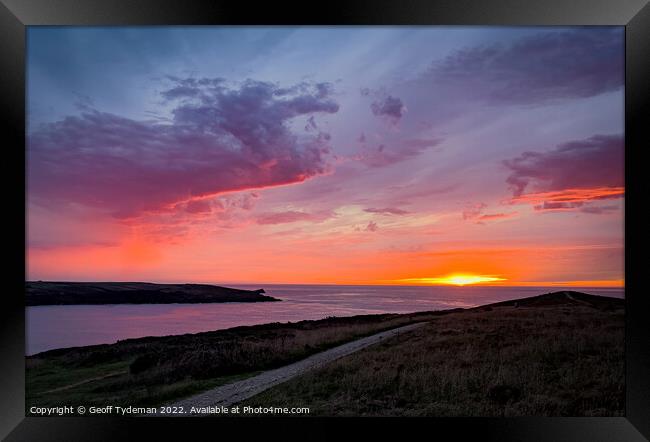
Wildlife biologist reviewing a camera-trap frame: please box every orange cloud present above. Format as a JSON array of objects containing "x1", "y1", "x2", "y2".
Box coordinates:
[
  {"x1": 511, "y1": 187, "x2": 624, "y2": 205},
  {"x1": 476, "y1": 212, "x2": 519, "y2": 222}
]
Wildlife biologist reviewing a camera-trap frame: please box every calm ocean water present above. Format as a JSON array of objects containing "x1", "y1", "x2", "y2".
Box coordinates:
[{"x1": 25, "y1": 284, "x2": 624, "y2": 355}]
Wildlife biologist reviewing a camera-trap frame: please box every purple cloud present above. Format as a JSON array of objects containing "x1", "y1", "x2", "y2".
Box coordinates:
[
  {"x1": 503, "y1": 134, "x2": 624, "y2": 197},
  {"x1": 359, "y1": 138, "x2": 442, "y2": 168},
  {"x1": 433, "y1": 28, "x2": 623, "y2": 105},
  {"x1": 532, "y1": 202, "x2": 622, "y2": 215},
  {"x1": 462, "y1": 202, "x2": 517, "y2": 223},
  {"x1": 365, "y1": 221, "x2": 379, "y2": 232},
  {"x1": 534, "y1": 201, "x2": 584, "y2": 211},
  {"x1": 364, "y1": 207, "x2": 410, "y2": 215},
  {"x1": 462, "y1": 202, "x2": 487, "y2": 220},
  {"x1": 579, "y1": 205, "x2": 619, "y2": 215},
  {"x1": 28, "y1": 79, "x2": 339, "y2": 218},
  {"x1": 183, "y1": 199, "x2": 214, "y2": 214},
  {"x1": 371, "y1": 95, "x2": 406, "y2": 121},
  {"x1": 256, "y1": 210, "x2": 334, "y2": 225}
]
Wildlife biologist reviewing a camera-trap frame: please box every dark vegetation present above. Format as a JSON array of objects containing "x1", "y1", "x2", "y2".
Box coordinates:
[
  {"x1": 26, "y1": 281, "x2": 278, "y2": 305},
  {"x1": 243, "y1": 291, "x2": 624, "y2": 416},
  {"x1": 479, "y1": 290, "x2": 623, "y2": 310},
  {"x1": 26, "y1": 311, "x2": 445, "y2": 411}
]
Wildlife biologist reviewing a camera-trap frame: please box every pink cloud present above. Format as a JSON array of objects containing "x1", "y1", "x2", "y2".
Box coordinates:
[
  {"x1": 256, "y1": 210, "x2": 335, "y2": 225},
  {"x1": 463, "y1": 202, "x2": 517, "y2": 224},
  {"x1": 462, "y1": 202, "x2": 487, "y2": 220},
  {"x1": 477, "y1": 212, "x2": 518, "y2": 222}
]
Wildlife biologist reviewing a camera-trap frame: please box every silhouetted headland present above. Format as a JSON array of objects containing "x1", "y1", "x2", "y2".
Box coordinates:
[{"x1": 26, "y1": 281, "x2": 279, "y2": 305}]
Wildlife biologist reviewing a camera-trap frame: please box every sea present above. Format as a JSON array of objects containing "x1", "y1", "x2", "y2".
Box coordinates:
[{"x1": 25, "y1": 284, "x2": 624, "y2": 355}]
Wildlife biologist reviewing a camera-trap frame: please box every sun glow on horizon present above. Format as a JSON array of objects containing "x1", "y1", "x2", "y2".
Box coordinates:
[{"x1": 396, "y1": 274, "x2": 508, "y2": 286}]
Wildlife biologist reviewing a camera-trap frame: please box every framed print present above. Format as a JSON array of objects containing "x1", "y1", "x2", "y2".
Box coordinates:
[{"x1": 1, "y1": 0, "x2": 649, "y2": 440}]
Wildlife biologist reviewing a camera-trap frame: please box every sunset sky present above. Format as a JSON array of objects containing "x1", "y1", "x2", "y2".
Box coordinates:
[{"x1": 26, "y1": 26, "x2": 624, "y2": 286}]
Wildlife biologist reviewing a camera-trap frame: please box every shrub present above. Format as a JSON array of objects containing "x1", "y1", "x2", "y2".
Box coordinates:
[{"x1": 130, "y1": 352, "x2": 161, "y2": 375}]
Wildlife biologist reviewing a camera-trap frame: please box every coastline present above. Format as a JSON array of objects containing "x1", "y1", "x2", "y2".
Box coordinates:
[
  {"x1": 25, "y1": 291, "x2": 624, "y2": 416},
  {"x1": 26, "y1": 284, "x2": 624, "y2": 355}
]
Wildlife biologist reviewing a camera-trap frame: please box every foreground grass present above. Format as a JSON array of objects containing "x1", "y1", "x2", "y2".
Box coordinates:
[
  {"x1": 243, "y1": 304, "x2": 624, "y2": 416},
  {"x1": 26, "y1": 311, "x2": 443, "y2": 413}
]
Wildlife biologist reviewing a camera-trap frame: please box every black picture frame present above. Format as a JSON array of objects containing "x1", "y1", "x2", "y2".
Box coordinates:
[{"x1": 1, "y1": 1, "x2": 648, "y2": 440}]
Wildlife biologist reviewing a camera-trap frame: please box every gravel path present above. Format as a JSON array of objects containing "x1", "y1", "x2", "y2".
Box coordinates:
[{"x1": 158, "y1": 322, "x2": 426, "y2": 415}]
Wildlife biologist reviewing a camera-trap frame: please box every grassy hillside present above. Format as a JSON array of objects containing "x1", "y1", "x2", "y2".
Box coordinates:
[
  {"x1": 26, "y1": 311, "x2": 446, "y2": 412},
  {"x1": 243, "y1": 292, "x2": 624, "y2": 416},
  {"x1": 26, "y1": 281, "x2": 278, "y2": 305}
]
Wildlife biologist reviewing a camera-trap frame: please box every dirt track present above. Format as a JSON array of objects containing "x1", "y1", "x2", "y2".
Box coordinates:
[{"x1": 159, "y1": 322, "x2": 426, "y2": 415}]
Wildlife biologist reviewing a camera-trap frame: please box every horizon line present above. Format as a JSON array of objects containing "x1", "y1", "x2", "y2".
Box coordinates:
[{"x1": 26, "y1": 279, "x2": 625, "y2": 289}]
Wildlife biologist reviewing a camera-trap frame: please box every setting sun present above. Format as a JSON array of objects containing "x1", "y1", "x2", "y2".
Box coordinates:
[{"x1": 397, "y1": 274, "x2": 507, "y2": 286}]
